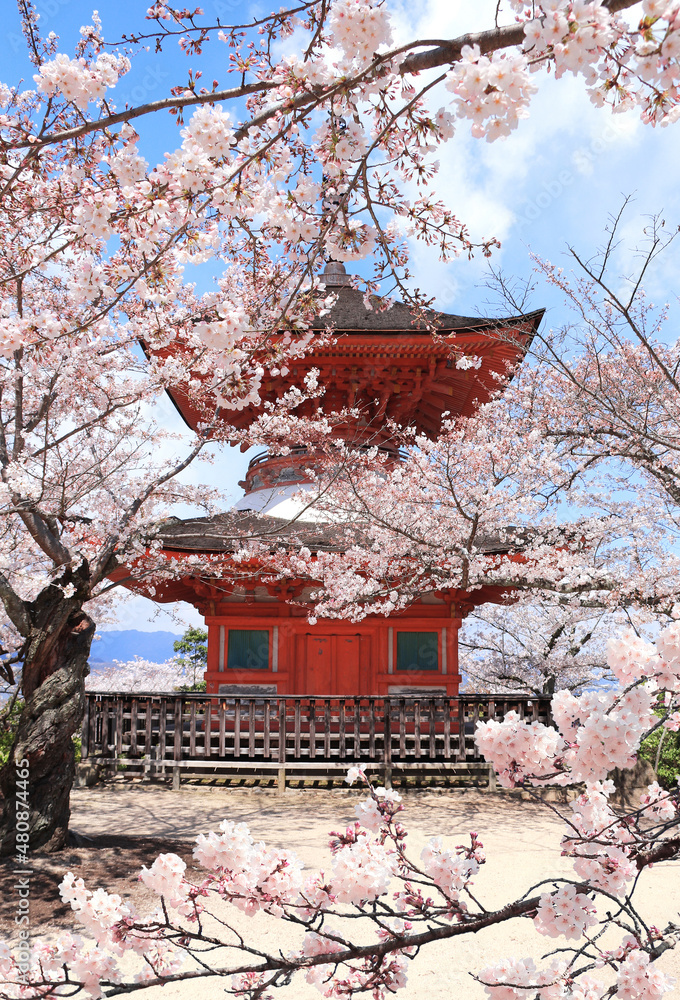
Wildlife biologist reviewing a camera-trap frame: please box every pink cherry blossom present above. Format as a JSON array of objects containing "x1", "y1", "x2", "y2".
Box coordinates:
[
  {"x1": 534, "y1": 883, "x2": 598, "y2": 940},
  {"x1": 329, "y1": 834, "x2": 396, "y2": 905},
  {"x1": 639, "y1": 781, "x2": 677, "y2": 822}
]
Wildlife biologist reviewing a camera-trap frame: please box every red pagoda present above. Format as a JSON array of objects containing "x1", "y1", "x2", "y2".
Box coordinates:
[{"x1": 119, "y1": 263, "x2": 543, "y2": 698}]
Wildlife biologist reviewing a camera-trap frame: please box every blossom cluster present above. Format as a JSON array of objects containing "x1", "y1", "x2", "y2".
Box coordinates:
[
  {"x1": 354, "y1": 784, "x2": 402, "y2": 832},
  {"x1": 330, "y1": 834, "x2": 397, "y2": 905},
  {"x1": 327, "y1": 0, "x2": 393, "y2": 71},
  {"x1": 607, "y1": 630, "x2": 662, "y2": 685},
  {"x1": 420, "y1": 834, "x2": 484, "y2": 902},
  {"x1": 193, "y1": 819, "x2": 304, "y2": 917},
  {"x1": 140, "y1": 853, "x2": 192, "y2": 915},
  {"x1": 479, "y1": 946, "x2": 675, "y2": 1000},
  {"x1": 616, "y1": 948, "x2": 675, "y2": 1000},
  {"x1": 523, "y1": 1, "x2": 617, "y2": 85},
  {"x1": 51, "y1": 872, "x2": 184, "y2": 997},
  {"x1": 473, "y1": 624, "x2": 680, "y2": 912},
  {"x1": 60, "y1": 873, "x2": 130, "y2": 942},
  {"x1": 533, "y1": 883, "x2": 598, "y2": 940},
  {"x1": 553, "y1": 685, "x2": 655, "y2": 780},
  {"x1": 608, "y1": 621, "x2": 680, "y2": 689},
  {"x1": 34, "y1": 52, "x2": 130, "y2": 110},
  {"x1": 301, "y1": 930, "x2": 345, "y2": 990},
  {"x1": 474, "y1": 712, "x2": 564, "y2": 787},
  {"x1": 523, "y1": 0, "x2": 680, "y2": 126},
  {"x1": 446, "y1": 45, "x2": 537, "y2": 141},
  {"x1": 639, "y1": 780, "x2": 677, "y2": 822},
  {"x1": 17, "y1": 935, "x2": 123, "y2": 1000},
  {"x1": 476, "y1": 623, "x2": 680, "y2": 791},
  {"x1": 477, "y1": 956, "x2": 568, "y2": 1000}
]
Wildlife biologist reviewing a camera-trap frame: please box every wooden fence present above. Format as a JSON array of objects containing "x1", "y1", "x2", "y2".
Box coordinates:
[{"x1": 81, "y1": 692, "x2": 551, "y2": 787}]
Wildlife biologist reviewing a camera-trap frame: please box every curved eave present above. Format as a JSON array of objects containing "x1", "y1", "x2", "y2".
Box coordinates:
[
  {"x1": 108, "y1": 511, "x2": 536, "y2": 610},
  {"x1": 161, "y1": 307, "x2": 544, "y2": 434},
  {"x1": 117, "y1": 512, "x2": 532, "y2": 559}
]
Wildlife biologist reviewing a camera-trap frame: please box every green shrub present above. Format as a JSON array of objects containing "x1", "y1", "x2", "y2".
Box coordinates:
[
  {"x1": 1, "y1": 701, "x2": 84, "y2": 767},
  {"x1": 177, "y1": 680, "x2": 207, "y2": 693},
  {"x1": 0, "y1": 701, "x2": 23, "y2": 767},
  {"x1": 173, "y1": 627, "x2": 208, "y2": 689},
  {"x1": 639, "y1": 721, "x2": 680, "y2": 790}
]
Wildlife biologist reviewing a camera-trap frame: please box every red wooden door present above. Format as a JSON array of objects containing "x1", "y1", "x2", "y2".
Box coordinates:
[
  {"x1": 335, "y1": 635, "x2": 362, "y2": 694},
  {"x1": 306, "y1": 635, "x2": 332, "y2": 694}
]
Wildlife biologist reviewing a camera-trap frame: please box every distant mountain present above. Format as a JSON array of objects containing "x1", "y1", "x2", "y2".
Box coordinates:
[{"x1": 89, "y1": 630, "x2": 182, "y2": 665}]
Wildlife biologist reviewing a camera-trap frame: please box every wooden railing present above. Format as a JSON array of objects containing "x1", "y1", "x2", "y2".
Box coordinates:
[{"x1": 82, "y1": 693, "x2": 551, "y2": 781}]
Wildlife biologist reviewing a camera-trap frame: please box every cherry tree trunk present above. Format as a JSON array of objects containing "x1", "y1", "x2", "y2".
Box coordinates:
[{"x1": 0, "y1": 590, "x2": 95, "y2": 855}]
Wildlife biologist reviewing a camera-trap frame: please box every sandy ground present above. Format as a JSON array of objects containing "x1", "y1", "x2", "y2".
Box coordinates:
[{"x1": 6, "y1": 782, "x2": 680, "y2": 998}]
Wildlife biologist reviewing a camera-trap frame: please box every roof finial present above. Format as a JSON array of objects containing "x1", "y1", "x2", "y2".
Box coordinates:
[
  {"x1": 321, "y1": 260, "x2": 351, "y2": 287},
  {"x1": 320, "y1": 109, "x2": 352, "y2": 285}
]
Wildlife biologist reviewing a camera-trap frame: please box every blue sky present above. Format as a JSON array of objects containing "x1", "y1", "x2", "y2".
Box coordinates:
[{"x1": 3, "y1": 0, "x2": 680, "y2": 632}]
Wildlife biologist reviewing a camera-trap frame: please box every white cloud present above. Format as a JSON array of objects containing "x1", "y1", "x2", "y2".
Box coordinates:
[
  {"x1": 390, "y1": 0, "x2": 501, "y2": 46},
  {"x1": 101, "y1": 592, "x2": 203, "y2": 632},
  {"x1": 379, "y1": 2, "x2": 680, "y2": 320},
  {"x1": 376, "y1": 1, "x2": 678, "y2": 317}
]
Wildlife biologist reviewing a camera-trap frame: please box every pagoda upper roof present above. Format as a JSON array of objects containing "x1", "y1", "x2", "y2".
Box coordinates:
[{"x1": 162, "y1": 279, "x2": 543, "y2": 440}]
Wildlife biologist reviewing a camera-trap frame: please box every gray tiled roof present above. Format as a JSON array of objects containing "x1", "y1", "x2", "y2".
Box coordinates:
[
  {"x1": 315, "y1": 285, "x2": 543, "y2": 334},
  {"x1": 148, "y1": 510, "x2": 530, "y2": 556}
]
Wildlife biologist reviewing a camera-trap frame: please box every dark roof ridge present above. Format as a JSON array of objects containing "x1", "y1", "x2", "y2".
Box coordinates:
[
  {"x1": 146, "y1": 509, "x2": 530, "y2": 557},
  {"x1": 313, "y1": 285, "x2": 544, "y2": 333}
]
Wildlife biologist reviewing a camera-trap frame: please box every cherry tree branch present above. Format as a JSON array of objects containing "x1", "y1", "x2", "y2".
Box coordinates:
[
  {"x1": 1, "y1": 0, "x2": 641, "y2": 153},
  {"x1": 0, "y1": 571, "x2": 30, "y2": 636}
]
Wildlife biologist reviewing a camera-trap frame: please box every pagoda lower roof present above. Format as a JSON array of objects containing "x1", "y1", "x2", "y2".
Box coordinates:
[
  {"x1": 112, "y1": 511, "x2": 584, "y2": 609},
  {"x1": 145, "y1": 510, "x2": 532, "y2": 557}
]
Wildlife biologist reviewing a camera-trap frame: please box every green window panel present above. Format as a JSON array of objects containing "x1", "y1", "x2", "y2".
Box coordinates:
[
  {"x1": 227, "y1": 629, "x2": 270, "y2": 671},
  {"x1": 396, "y1": 631, "x2": 439, "y2": 672}
]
